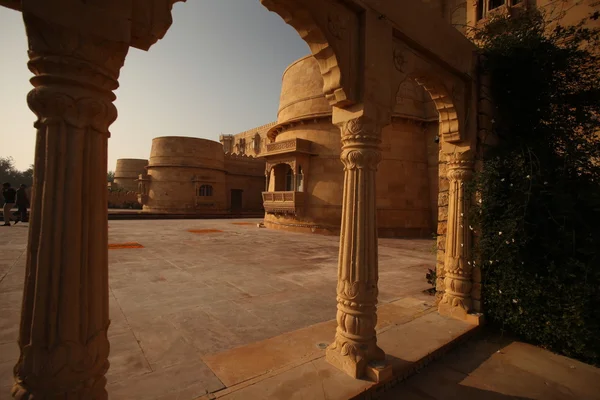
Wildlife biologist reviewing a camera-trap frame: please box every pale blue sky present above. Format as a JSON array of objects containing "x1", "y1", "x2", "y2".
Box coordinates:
[{"x1": 0, "y1": 0, "x2": 310, "y2": 171}]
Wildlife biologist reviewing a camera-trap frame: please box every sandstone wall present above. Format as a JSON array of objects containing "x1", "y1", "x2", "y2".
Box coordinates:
[
  {"x1": 224, "y1": 153, "x2": 266, "y2": 212},
  {"x1": 222, "y1": 121, "x2": 276, "y2": 157},
  {"x1": 277, "y1": 55, "x2": 332, "y2": 124},
  {"x1": 107, "y1": 190, "x2": 139, "y2": 209}
]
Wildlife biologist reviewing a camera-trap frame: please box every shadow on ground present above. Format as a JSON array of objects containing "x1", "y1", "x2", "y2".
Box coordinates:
[{"x1": 374, "y1": 330, "x2": 600, "y2": 400}]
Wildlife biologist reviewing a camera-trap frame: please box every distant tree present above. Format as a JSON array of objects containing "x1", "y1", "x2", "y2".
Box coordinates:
[
  {"x1": 0, "y1": 157, "x2": 33, "y2": 186},
  {"x1": 107, "y1": 170, "x2": 115, "y2": 183}
]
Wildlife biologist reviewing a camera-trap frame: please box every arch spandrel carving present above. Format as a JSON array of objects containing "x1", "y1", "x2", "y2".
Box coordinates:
[
  {"x1": 391, "y1": 40, "x2": 473, "y2": 144},
  {"x1": 261, "y1": 0, "x2": 359, "y2": 107}
]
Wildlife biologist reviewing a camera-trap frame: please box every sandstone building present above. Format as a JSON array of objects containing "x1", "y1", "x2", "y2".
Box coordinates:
[
  {"x1": 245, "y1": 55, "x2": 440, "y2": 237},
  {"x1": 112, "y1": 158, "x2": 148, "y2": 192},
  {"x1": 112, "y1": 137, "x2": 265, "y2": 214}
]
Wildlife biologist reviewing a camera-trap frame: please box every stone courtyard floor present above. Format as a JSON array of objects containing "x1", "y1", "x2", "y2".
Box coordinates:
[
  {"x1": 0, "y1": 218, "x2": 438, "y2": 399},
  {"x1": 1, "y1": 219, "x2": 598, "y2": 400}
]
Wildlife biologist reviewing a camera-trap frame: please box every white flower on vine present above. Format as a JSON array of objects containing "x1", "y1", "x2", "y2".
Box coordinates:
[
  {"x1": 461, "y1": 243, "x2": 464, "y2": 247},
  {"x1": 501, "y1": 178, "x2": 505, "y2": 182},
  {"x1": 468, "y1": 261, "x2": 471, "y2": 265},
  {"x1": 526, "y1": 175, "x2": 530, "y2": 179},
  {"x1": 469, "y1": 225, "x2": 474, "y2": 230},
  {"x1": 499, "y1": 289, "x2": 502, "y2": 294},
  {"x1": 512, "y1": 299, "x2": 518, "y2": 304},
  {"x1": 512, "y1": 238, "x2": 515, "y2": 243},
  {"x1": 489, "y1": 260, "x2": 493, "y2": 265},
  {"x1": 460, "y1": 212, "x2": 464, "y2": 217},
  {"x1": 506, "y1": 240, "x2": 510, "y2": 244},
  {"x1": 499, "y1": 231, "x2": 503, "y2": 235}
]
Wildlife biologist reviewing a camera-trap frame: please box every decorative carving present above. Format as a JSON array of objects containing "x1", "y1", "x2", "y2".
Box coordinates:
[
  {"x1": 12, "y1": 13, "x2": 128, "y2": 399},
  {"x1": 340, "y1": 116, "x2": 382, "y2": 148},
  {"x1": 326, "y1": 116, "x2": 385, "y2": 379},
  {"x1": 340, "y1": 149, "x2": 381, "y2": 171},
  {"x1": 440, "y1": 151, "x2": 475, "y2": 315},
  {"x1": 327, "y1": 13, "x2": 347, "y2": 40},
  {"x1": 393, "y1": 48, "x2": 406, "y2": 72}
]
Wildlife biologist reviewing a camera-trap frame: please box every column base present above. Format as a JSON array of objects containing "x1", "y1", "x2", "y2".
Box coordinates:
[
  {"x1": 365, "y1": 361, "x2": 394, "y2": 383},
  {"x1": 438, "y1": 302, "x2": 485, "y2": 325},
  {"x1": 325, "y1": 342, "x2": 387, "y2": 380}
]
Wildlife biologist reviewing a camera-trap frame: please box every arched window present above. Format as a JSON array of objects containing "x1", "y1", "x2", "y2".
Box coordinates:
[
  {"x1": 285, "y1": 169, "x2": 294, "y2": 192},
  {"x1": 198, "y1": 185, "x2": 213, "y2": 197}
]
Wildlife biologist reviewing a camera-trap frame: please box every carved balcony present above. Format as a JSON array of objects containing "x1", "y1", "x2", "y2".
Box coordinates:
[
  {"x1": 262, "y1": 191, "x2": 305, "y2": 215},
  {"x1": 265, "y1": 138, "x2": 313, "y2": 156}
]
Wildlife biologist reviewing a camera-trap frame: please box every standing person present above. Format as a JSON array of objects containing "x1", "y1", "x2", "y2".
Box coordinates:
[
  {"x1": 14, "y1": 184, "x2": 30, "y2": 225},
  {"x1": 2, "y1": 182, "x2": 16, "y2": 226}
]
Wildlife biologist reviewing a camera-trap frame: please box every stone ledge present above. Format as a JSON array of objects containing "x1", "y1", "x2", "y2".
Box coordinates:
[{"x1": 194, "y1": 300, "x2": 478, "y2": 400}]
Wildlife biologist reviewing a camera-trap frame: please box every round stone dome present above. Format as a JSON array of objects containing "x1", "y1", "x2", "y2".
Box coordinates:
[
  {"x1": 277, "y1": 55, "x2": 332, "y2": 124},
  {"x1": 148, "y1": 137, "x2": 224, "y2": 170}
]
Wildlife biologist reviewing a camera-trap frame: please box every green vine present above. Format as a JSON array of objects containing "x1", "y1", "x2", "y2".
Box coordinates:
[{"x1": 469, "y1": 9, "x2": 600, "y2": 365}]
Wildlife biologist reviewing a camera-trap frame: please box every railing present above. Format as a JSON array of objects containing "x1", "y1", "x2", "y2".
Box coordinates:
[
  {"x1": 262, "y1": 191, "x2": 305, "y2": 214},
  {"x1": 265, "y1": 138, "x2": 312, "y2": 155}
]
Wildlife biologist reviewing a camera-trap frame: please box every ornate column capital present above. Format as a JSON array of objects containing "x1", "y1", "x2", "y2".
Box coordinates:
[
  {"x1": 446, "y1": 151, "x2": 475, "y2": 176},
  {"x1": 24, "y1": 12, "x2": 129, "y2": 134},
  {"x1": 339, "y1": 116, "x2": 382, "y2": 148},
  {"x1": 339, "y1": 116, "x2": 383, "y2": 172}
]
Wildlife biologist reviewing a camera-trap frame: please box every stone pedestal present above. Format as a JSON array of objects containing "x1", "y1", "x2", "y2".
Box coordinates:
[
  {"x1": 12, "y1": 13, "x2": 128, "y2": 399},
  {"x1": 326, "y1": 116, "x2": 387, "y2": 380},
  {"x1": 438, "y1": 151, "x2": 475, "y2": 321}
]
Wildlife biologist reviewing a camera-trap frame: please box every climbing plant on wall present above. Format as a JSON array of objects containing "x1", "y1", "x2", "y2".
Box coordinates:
[{"x1": 469, "y1": 10, "x2": 600, "y2": 365}]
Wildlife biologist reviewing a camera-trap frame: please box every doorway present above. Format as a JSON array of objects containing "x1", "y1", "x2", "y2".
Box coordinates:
[{"x1": 231, "y1": 189, "x2": 243, "y2": 212}]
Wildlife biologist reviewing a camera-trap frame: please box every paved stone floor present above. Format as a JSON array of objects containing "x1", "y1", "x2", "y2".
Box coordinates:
[
  {"x1": 0, "y1": 218, "x2": 436, "y2": 399},
  {"x1": 380, "y1": 332, "x2": 600, "y2": 400}
]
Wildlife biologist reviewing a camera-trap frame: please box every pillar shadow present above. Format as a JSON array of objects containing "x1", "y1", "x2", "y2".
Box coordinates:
[{"x1": 363, "y1": 330, "x2": 533, "y2": 400}]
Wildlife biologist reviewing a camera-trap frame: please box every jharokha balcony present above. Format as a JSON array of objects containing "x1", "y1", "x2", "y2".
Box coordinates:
[
  {"x1": 262, "y1": 191, "x2": 305, "y2": 214},
  {"x1": 265, "y1": 138, "x2": 313, "y2": 156}
]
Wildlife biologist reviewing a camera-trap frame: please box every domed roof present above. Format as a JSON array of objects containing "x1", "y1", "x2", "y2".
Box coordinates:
[{"x1": 277, "y1": 55, "x2": 332, "y2": 124}]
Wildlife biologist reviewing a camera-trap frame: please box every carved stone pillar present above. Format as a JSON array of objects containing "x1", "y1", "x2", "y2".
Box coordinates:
[
  {"x1": 12, "y1": 13, "x2": 128, "y2": 399},
  {"x1": 439, "y1": 151, "x2": 476, "y2": 321},
  {"x1": 326, "y1": 116, "x2": 388, "y2": 381}
]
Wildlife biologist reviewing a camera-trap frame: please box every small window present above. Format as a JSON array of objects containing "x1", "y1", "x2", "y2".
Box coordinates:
[
  {"x1": 477, "y1": 0, "x2": 485, "y2": 20},
  {"x1": 489, "y1": 0, "x2": 505, "y2": 10},
  {"x1": 198, "y1": 185, "x2": 213, "y2": 197}
]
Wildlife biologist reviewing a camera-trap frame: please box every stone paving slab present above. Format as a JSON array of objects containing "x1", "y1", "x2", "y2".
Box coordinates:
[
  {"x1": 379, "y1": 333, "x2": 600, "y2": 400},
  {"x1": 0, "y1": 219, "x2": 436, "y2": 399}
]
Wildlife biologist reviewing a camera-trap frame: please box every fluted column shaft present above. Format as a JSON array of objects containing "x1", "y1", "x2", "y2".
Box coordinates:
[
  {"x1": 12, "y1": 13, "x2": 128, "y2": 400},
  {"x1": 326, "y1": 116, "x2": 385, "y2": 379},
  {"x1": 440, "y1": 152, "x2": 474, "y2": 317}
]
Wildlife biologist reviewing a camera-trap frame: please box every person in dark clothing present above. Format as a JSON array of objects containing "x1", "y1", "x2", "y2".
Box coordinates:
[
  {"x1": 14, "y1": 184, "x2": 30, "y2": 225},
  {"x1": 2, "y1": 182, "x2": 16, "y2": 226}
]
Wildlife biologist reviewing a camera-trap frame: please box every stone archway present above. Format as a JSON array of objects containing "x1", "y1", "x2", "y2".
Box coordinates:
[
  {"x1": 0, "y1": 0, "x2": 482, "y2": 396},
  {"x1": 390, "y1": 37, "x2": 480, "y2": 322}
]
